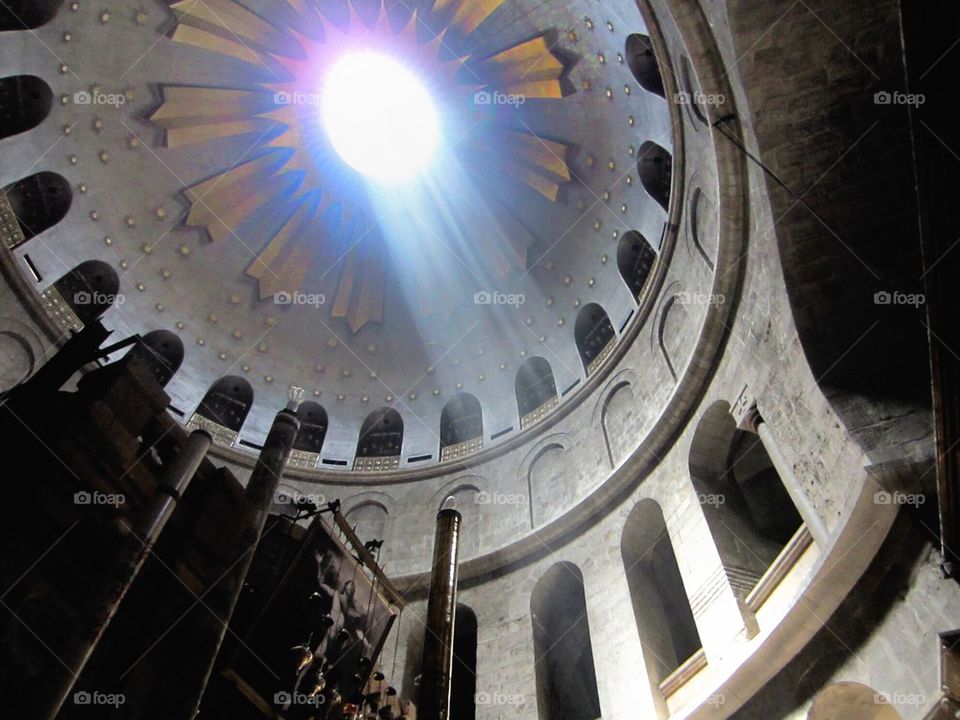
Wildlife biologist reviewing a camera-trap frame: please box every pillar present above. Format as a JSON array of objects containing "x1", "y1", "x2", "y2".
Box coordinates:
[
  {"x1": 45, "y1": 428, "x2": 212, "y2": 719},
  {"x1": 732, "y1": 390, "x2": 830, "y2": 547},
  {"x1": 186, "y1": 387, "x2": 304, "y2": 717},
  {"x1": 419, "y1": 507, "x2": 462, "y2": 720}
]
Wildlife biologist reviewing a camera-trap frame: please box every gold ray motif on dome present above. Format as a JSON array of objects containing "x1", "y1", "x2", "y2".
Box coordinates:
[{"x1": 152, "y1": 0, "x2": 575, "y2": 331}]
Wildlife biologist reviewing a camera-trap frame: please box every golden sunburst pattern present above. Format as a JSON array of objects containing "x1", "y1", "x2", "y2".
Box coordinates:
[{"x1": 151, "y1": 0, "x2": 574, "y2": 331}]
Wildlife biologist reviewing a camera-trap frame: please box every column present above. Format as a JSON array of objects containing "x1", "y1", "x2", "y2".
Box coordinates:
[{"x1": 419, "y1": 508, "x2": 462, "y2": 720}]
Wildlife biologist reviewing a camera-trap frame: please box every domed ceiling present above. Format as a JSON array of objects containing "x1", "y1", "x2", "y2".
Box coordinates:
[{"x1": 1, "y1": 0, "x2": 675, "y2": 467}]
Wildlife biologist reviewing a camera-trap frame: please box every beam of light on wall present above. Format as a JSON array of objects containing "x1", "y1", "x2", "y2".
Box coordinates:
[{"x1": 322, "y1": 52, "x2": 440, "y2": 183}]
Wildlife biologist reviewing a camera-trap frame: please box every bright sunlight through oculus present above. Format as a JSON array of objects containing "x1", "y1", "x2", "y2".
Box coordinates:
[{"x1": 322, "y1": 52, "x2": 440, "y2": 183}]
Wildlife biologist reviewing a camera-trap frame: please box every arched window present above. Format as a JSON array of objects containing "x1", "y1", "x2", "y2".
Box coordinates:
[
  {"x1": 0, "y1": 76, "x2": 53, "y2": 140},
  {"x1": 638, "y1": 142, "x2": 672, "y2": 212},
  {"x1": 0, "y1": 0, "x2": 63, "y2": 31},
  {"x1": 1, "y1": 171, "x2": 72, "y2": 249},
  {"x1": 292, "y1": 401, "x2": 328, "y2": 458},
  {"x1": 622, "y1": 500, "x2": 703, "y2": 697},
  {"x1": 189, "y1": 376, "x2": 254, "y2": 445},
  {"x1": 355, "y1": 408, "x2": 403, "y2": 471},
  {"x1": 625, "y1": 33, "x2": 665, "y2": 97},
  {"x1": 50, "y1": 260, "x2": 119, "y2": 325},
  {"x1": 617, "y1": 230, "x2": 657, "y2": 300},
  {"x1": 807, "y1": 682, "x2": 903, "y2": 720},
  {"x1": 127, "y1": 330, "x2": 184, "y2": 387},
  {"x1": 574, "y1": 303, "x2": 616, "y2": 375},
  {"x1": 516, "y1": 357, "x2": 558, "y2": 429},
  {"x1": 689, "y1": 402, "x2": 804, "y2": 606},
  {"x1": 450, "y1": 604, "x2": 478, "y2": 720},
  {"x1": 440, "y1": 393, "x2": 483, "y2": 461},
  {"x1": 344, "y1": 501, "x2": 388, "y2": 546},
  {"x1": 531, "y1": 562, "x2": 602, "y2": 720}
]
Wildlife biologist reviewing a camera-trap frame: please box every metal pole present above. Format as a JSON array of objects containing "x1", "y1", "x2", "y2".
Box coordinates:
[
  {"x1": 187, "y1": 389, "x2": 303, "y2": 717},
  {"x1": 45, "y1": 428, "x2": 212, "y2": 719},
  {"x1": 419, "y1": 508, "x2": 462, "y2": 720}
]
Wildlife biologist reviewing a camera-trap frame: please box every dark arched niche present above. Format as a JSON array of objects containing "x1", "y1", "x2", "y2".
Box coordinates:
[
  {"x1": 638, "y1": 142, "x2": 673, "y2": 212},
  {"x1": 52, "y1": 260, "x2": 119, "y2": 324},
  {"x1": 450, "y1": 604, "x2": 478, "y2": 720},
  {"x1": 127, "y1": 330, "x2": 184, "y2": 387},
  {"x1": 440, "y1": 393, "x2": 483, "y2": 457},
  {"x1": 574, "y1": 304, "x2": 615, "y2": 374},
  {"x1": 0, "y1": 0, "x2": 64, "y2": 31},
  {"x1": 2, "y1": 171, "x2": 72, "y2": 248},
  {"x1": 531, "y1": 563, "x2": 602, "y2": 720},
  {"x1": 626, "y1": 33, "x2": 665, "y2": 97},
  {"x1": 621, "y1": 500, "x2": 702, "y2": 690},
  {"x1": 617, "y1": 230, "x2": 657, "y2": 300},
  {"x1": 294, "y1": 401, "x2": 328, "y2": 454},
  {"x1": 357, "y1": 407, "x2": 403, "y2": 458},
  {"x1": 0, "y1": 75, "x2": 53, "y2": 140},
  {"x1": 196, "y1": 376, "x2": 254, "y2": 432}
]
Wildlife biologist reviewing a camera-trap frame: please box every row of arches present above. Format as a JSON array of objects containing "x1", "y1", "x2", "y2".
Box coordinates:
[
  {"x1": 529, "y1": 501, "x2": 703, "y2": 720},
  {"x1": 189, "y1": 305, "x2": 617, "y2": 465},
  {"x1": 404, "y1": 560, "x2": 893, "y2": 720},
  {"x1": 530, "y1": 403, "x2": 814, "y2": 717}
]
